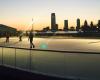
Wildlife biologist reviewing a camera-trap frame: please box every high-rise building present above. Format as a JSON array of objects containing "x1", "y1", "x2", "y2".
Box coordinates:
[
  {"x1": 55, "y1": 24, "x2": 58, "y2": 31},
  {"x1": 84, "y1": 20, "x2": 88, "y2": 26},
  {"x1": 51, "y1": 13, "x2": 56, "y2": 32},
  {"x1": 63, "y1": 20, "x2": 68, "y2": 31},
  {"x1": 97, "y1": 20, "x2": 100, "y2": 27},
  {"x1": 97, "y1": 20, "x2": 100, "y2": 31},
  {"x1": 76, "y1": 18, "x2": 80, "y2": 31}
]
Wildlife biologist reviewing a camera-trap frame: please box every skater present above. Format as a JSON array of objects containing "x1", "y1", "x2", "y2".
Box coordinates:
[
  {"x1": 19, "y1": 33, "x2": 23, "y2": 42},
  {"x1": 28, "y1": 31, "x2": 35, "y2": 48},
  {"x1": 6, "y1": 32, "x2": 10, "y2": 43}
]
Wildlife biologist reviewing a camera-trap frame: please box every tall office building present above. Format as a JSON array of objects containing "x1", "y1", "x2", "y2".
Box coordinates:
[
  {"x1": 55, "y1": 24, "x2": 58, "y2": 31},
  {"x1": 84, "y1": 20, "x2": 88, "y2": 26},
  {"x1": 51, "y1": 13, "x2": 56, "y2": 31},
  {"x1": 97, "y1": 20, "x2": 100, "y2": 32},
  {"x1": 76, "y1": 18, "x2": 80, "y2": 31},
  {"x1": 98, "y1": 20, "x2": 100, "y2": 27},
  {"x1": 63, "y1": 20, "x2": 68, "y2": 31}
]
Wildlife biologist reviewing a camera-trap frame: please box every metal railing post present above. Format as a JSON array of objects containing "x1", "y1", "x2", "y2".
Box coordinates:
[
  {"x1": 2, "y1": 47, "x2": 3, "y2": 65},
  {"x1": 29, "y1": 49, "x2": 32, "y2": 71},
  {"x1": 15, "y1": 48, "x2": 16, "y2": 68}
]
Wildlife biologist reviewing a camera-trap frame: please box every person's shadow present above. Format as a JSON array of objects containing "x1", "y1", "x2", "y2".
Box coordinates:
[{"x1": 0, "y1": 41, "x2": 20, "y2": 47}]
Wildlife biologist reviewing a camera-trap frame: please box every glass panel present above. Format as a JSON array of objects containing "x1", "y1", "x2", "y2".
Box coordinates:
[
  {"x1": 16, "y1": 49, "x2": 30, "y2": 70},
  {"x1": 65, "y1": 53, "x2": 100, "y2": 80},
  {"x1": 0, "y1": 48, "x2": 2, "y2": 64},
  {"x1": 31, "y1": 50, "x2": 65, "y2": 77},
  {"x1": 3, "y1": 48, "x2": 15, "y2": 66},
  {"x1": 1, "y1": 47, "x2": 100, "y2": 80}
]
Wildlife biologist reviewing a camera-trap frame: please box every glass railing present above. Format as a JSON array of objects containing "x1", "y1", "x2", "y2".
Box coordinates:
[
  {"x1": 0, "y1": 48, "x2": 2, "y2": 64},
  {"x1": 0, "y1": 46, "x2": 100, "y2": 80}
]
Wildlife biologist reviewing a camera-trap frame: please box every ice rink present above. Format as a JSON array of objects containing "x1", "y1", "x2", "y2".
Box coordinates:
[{"x1": 0, "y1": 37, "x2": 100, "y2": 52}]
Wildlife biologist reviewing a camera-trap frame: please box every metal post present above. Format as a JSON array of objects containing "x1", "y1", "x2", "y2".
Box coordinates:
[
  {"x1": 2, "y1": 47, "x2": 3, "y2": 65},
  {"x1": 32, "y1": 18, "x2": 34, "y2": 31},
  {"x1": 29, "y1": 49, "x2": 32, "y2": 71},
  {"x1": 15, "y1": 49, "x2": 16, "y2": 68}
]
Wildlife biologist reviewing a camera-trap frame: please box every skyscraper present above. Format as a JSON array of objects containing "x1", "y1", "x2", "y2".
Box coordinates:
[
  {"x1": 63, "y1": 20, "x2": 68, "y2": 31},
  {"x1": 84, "y1": 20, "x2": 88, "y2": 26},
  {"x1": 97, "y1": 20, "x2": 100, "y2": 32},
  {"x1": 55, "y1": 24, "x2": 58, "y2": 31},
  {"x1": 76, "y1": 18, "x2": 80, "y2": 31},
  {"x1": 51, "y1": 13, "x2": 56, "y2": 32}
]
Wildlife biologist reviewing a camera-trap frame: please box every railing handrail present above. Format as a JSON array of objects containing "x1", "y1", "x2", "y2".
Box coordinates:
[{"x1": 0, "y1": 46, "x2": 100, "y2": 54}]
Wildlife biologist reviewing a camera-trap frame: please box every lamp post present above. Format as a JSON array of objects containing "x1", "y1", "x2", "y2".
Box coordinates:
[
  {"x1": 32, "y1": 18, "x2": 35, "y2": 36},
  {"x1": 32, "y1": 18, "x2": 34, "y2": 32}
]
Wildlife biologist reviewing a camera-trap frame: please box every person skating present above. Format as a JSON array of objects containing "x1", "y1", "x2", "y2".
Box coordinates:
[{"x1": 28, "y1": 31, "x2": 35, "y2": 48}]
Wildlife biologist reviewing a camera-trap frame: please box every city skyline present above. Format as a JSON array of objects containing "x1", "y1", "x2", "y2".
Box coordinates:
[{"x1": 0, "y1": 0, "x2": 100, "y2": 30}]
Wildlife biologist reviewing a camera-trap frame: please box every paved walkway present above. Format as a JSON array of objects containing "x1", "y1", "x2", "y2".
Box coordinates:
[{"x1": 0, "y1": 66, "x2": 72, "y2": 80}]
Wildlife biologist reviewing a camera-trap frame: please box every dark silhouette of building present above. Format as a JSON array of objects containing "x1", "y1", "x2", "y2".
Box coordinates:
[
  {"x1": 97, "y1": 20, "x2": 100, "y2": 32},
  {"x1": 76, "y1": 18, "x2": 80, "y2": 31},
  {"x1": 51, "y1": 13, "x2": 57, "y2": 32},
  {"x1": 69, "y1": 26, "x2": 75, "y2": 31},
  {"x1": 90, "y1": 21, "x2": 97, "y2": 32},
  {"x1": 0, "y1": 24, "x2": 17, "y2": 37},
  {"x1": 81, "y1": 20, "x2": 90, "y2": 32},
  {"x1": 63, "y1": 20, "x2": 68, "y2": 31},
  {"x1": 90, "y1": 21, "x2": 94, "y2": 32},
  {"x1": 90, "y1": 21, "x2": 93, "y2": 27},
  {"x1": 42, "y1": 26, "x2": 50, "y2": 32},
  {"x1": 55, "y1": 24, "x2": 58, "y2": 31}
]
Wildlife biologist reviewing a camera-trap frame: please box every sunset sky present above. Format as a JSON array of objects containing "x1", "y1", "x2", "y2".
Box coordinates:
[{"x1": 0, "y1": 0, "x2": 100, "y2": 30}]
